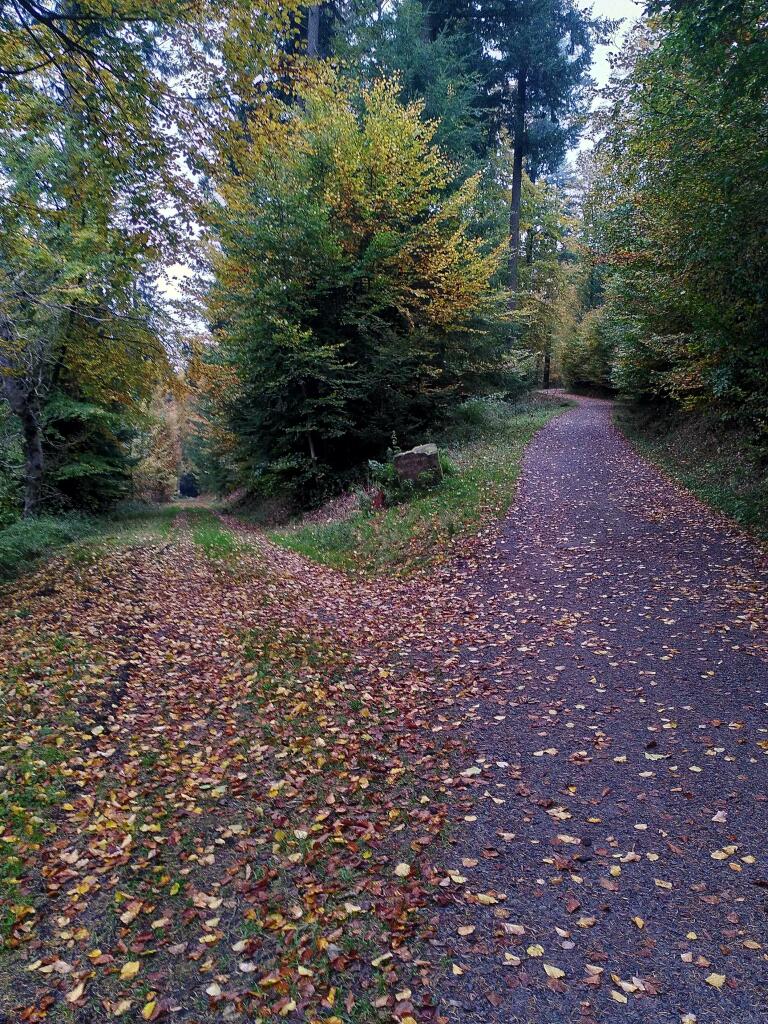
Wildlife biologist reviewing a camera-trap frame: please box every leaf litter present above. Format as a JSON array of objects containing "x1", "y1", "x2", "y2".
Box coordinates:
[{"x1": 2, "y1": 398, "x2": 768, "y2": 1023}]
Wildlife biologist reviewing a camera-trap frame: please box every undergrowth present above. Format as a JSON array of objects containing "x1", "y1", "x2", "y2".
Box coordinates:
[
  {"x1": 615, "y1": 402, "x2": 768, "y2": 541},
  {"x1": 0, "y1": 505, "x2": 180, "y2": 582}
]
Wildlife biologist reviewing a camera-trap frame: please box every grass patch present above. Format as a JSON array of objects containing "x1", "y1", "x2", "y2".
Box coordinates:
[
  {"x1": 0, "y1": 513, "x2": 100, "y2": 581},
  {"x1": 186, "y1": 508, "x2": 241, "y2": 560},
  {"x1": 271, "y1": 395, "x2": 570, "y2": 575},
  {"x1": 616, "y1": 402, "x2": 768, "y2": 540},
  {"x1": 0, "y1": 504, "x2": 181, "y2": 582}
]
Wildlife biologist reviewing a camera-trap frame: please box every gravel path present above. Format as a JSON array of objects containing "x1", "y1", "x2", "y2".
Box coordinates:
[{"x1": 433, "y1": 397, "x2": 768, "y2": 1024}]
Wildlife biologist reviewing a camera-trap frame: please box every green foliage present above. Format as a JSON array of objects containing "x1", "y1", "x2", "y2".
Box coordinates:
[
  {"x1": 558, "y1": 307, "x2": 615, "y2": 392},
  {"x1": 587, "y1": 9, "x2": 768, "y2": 437},
  {"x1": 0, "y1": 503, "x2": 180, "y2": 581},
  {"x1": 334, "y1": 0, "x2": 487, "y2": 164},
  {"x1": 208, "y1": 74, "x2": 509, "y2": 507},
  {"x1": 513, "y1": 172, "x2": 578, "y2": 378},
  {"x1": 272, "y1": 397, "x2": 568, "y2": 575},
  {"x1": 0, "y1": 514, "x2": 96, "y2": 581},
  {"x1": 445, "y1": 0, "x2": 612, "y2": 174},
  {"x1": 0, "y1": 0, "x2": 305, "y2": 518},
  {"x1": 0, "y1": 403, "x2": 22, "y2": 527}
]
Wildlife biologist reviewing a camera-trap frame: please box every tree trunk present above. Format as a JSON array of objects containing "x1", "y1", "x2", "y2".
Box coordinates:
[
  {"x1": 0, "y1": 319, "x2": 45, "y2": 517},
  {"x1": 542, "y1": 350, "x2": 551, "y2": 389},
  {"x1": 306, "y1": 4, "x2": 321, "y2": 56},
  {"x1": 508, "y1": 68, "x2": 527, "y2": 314}
]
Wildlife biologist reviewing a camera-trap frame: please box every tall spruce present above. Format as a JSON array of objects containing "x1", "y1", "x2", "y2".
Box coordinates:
[{"x1": 425, "y1": 1, "x2": 610, "y2": 309}]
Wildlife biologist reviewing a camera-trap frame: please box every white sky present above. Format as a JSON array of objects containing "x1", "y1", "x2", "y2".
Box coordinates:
[{"x1": 590, "y1": 0, "x2": 643, "y2": 88}]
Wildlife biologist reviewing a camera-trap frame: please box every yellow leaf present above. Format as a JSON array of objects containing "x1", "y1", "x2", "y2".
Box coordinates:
[
  {"x1": 705, "y1": 973, "x2": 726, "y2": 989},
  {"x1": 610, "y1": 990, "x2": 628, "y2": 1004},
  {"x1": 394, "y1": 862, "x2": 411, "y2": 878},
  {"x1": 632, "y1": 917, "x2": 644, "y2": 929},
  {"x1": 142, "y1": 1000, "x2": 157, "y2": 1020},
  {"x1": 526, "y1": 944, "x2": 544, "y2": 957},
  {"x1": 544, "y1": 964, "x2": 565, "y2": 979},
  {"x1": 65, "y1": 981, "x2": 86, "y2": 1004},
  {"x1": 120, "y1": 961, "x2": 140, "y2": 981}
]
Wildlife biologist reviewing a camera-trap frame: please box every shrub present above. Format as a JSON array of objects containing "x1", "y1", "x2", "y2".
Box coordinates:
[{"x1": 0, "y1": 514, "x2": 96, "y2": 581}]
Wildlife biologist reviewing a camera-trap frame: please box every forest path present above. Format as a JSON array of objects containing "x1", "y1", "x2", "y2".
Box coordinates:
[
  {"x1": 430, "y1": 397, "x2": 768, "y2": 1023},
  {"x1": 3, "y1": 399, "x2": 768, "y2": 1024}
]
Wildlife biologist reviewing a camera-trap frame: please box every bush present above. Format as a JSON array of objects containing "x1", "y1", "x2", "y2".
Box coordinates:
[
  {"x1": 0, "y1": 514, "x2": 96, "y2": 581},
  {"x1": 367, "y1": 450, "x2": 454, "y2": 508},
  {"x1": 441, "y1": 396, "x2": 527, "y2": 446}
]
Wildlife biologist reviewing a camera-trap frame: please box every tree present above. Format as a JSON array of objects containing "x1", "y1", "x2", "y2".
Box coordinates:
[
  {"x1": 0, "y1": 0, "x2": 305, "y2": 516},
  {"x1": 207, "y1": 74, "x2": 509, "y2": 505},
  {"x1": 333, "y1": 0, "x2": 488, "y2": 164},
  {"x1": 0, "y1": 10, "x2": 178, "y2": 514},
  {"x1": 473, "y1": 0, "x2": 610, "y2": 308},
  {"x1": 514, "y1": 171, "x2": 577, "y2": 386},
  {"x1": 587, "y1": 9, "x2": 768, "y2": 432},
  {"x1": 426, "y1": 1, "x2": 609, "y2": 309}
]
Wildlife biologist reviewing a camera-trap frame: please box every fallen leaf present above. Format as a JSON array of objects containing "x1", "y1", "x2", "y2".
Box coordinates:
[{"x1": 120, "y1": 961, "x2": 140, "y2": 982}]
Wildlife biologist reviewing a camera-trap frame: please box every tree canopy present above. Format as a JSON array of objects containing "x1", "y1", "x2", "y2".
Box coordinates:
[{"x1": 1, "y1": 0, "x2": 765, "y2": 520}]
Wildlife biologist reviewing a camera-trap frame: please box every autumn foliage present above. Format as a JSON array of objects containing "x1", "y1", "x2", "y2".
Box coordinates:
[{"x1": 205, "y1": 74, "x2": 509, "y2": 503}]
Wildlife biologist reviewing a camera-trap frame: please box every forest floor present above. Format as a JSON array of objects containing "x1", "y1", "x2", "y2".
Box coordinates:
[{"x1": 1, "y1": 398, "x2": 767, "y2": 1024}]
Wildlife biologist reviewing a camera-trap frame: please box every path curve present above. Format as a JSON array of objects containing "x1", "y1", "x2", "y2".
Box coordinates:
[{"x1": 434, "y1": 397, "x2": 768, "y2": 1024}]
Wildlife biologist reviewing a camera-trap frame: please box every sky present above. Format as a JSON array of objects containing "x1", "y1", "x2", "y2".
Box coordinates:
[{"x1": 590, "y1": 0, "x2": 643, "y2": 88}]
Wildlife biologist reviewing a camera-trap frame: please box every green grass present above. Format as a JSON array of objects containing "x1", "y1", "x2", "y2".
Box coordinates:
[
  {"x1": 271, "y1": 396, "x2": 571, "y2": 575},
  {"x1": 616, "y1": 402, "x2": 768, "y2": 541},
  {"x1": 0, "y1": 504, "x2": 180, "y2": 582},
  {"x1": 186, "y1": 507, "x2": 241, "y2": 560},
  {"x1": 0, "y1": 513, "x2": 97, "y2": 581}
]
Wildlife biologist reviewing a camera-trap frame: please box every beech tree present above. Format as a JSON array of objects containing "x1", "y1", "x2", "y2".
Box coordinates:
[
  {"x1": 207, "y1": 75, "x2": 508, "y2": 504},
  {"x1": 587, "y1": 7, "x2": 768, "y2": 430},
  {"x1": 0, "y1": 0, "x2": 304, "y2": 515}
]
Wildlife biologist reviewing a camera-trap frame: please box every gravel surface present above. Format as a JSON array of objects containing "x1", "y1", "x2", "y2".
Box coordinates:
[{"x1": 430, "y1": 397, "x2": 768, "y2": 1024}]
